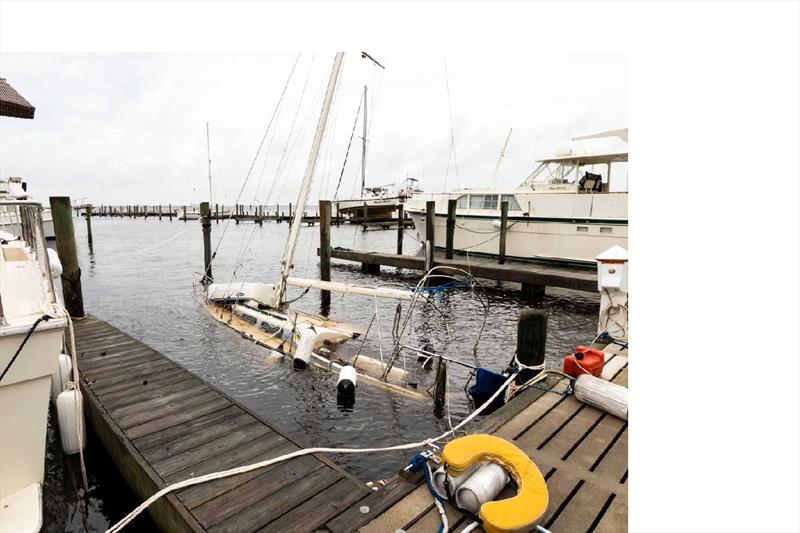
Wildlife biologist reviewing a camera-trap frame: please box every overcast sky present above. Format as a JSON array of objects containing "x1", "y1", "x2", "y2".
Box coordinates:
[{"x1": 0, "y1": 52, "x2": 626, "y2": 206}]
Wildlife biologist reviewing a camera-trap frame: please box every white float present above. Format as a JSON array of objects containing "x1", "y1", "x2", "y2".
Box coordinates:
[
  {"x1": 56, "y1": 389, "x2": 85, "y2": 455},
  {"x1": 574, "y1": 374, "x2": 628, "y2": 420},
  {"x1": 50, "y1": 352, "x2": 72, "y2": 403}
]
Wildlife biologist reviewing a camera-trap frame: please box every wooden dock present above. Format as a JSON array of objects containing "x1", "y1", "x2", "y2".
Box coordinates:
[
  {"x1": 328, "y1": 247, "x2": 598, "y2": 294},
  {"x1": 73, "y1": 314, "x2": 625, "y2": 532},
  {"x1": 326, "y1": 344, "x2": 629, "y2": 533},
  {"x1": 72, "y1": 315, "x2": 370, "y2": 532}
]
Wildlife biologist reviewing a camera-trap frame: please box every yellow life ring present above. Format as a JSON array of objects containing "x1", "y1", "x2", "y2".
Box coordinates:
[{"x1": 441, "y1": 434, "x2": 548, "y2": 533}]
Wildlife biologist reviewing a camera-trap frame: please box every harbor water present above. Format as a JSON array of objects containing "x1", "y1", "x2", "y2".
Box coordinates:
[{"x1": 44, "y1": 215, "x2": 599, "y2": 531}]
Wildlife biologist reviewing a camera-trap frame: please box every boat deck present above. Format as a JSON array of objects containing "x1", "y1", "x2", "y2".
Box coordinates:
[
  {"x1": 324, "y1": 345, "x2": 629, "y2": 533},
  {"x1": 72, "y1": 315, "x2": 370, "y2": 532}
]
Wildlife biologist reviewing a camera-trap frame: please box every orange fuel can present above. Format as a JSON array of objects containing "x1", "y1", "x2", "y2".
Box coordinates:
[{"x1": 563, "y1": 346, "x2": 605, "y2": 378}]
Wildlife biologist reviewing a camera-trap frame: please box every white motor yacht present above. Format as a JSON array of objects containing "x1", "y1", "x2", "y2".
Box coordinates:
[{"x1": 405, "y1": 129, "x2": 628, "y2": 267}]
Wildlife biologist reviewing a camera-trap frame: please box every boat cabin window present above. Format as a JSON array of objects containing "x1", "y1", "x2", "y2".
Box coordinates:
[
  {"x1": 456, "y1": 195, "x2": 469, "y2": 208},
  {"x1": 469, "y1": 194, "x2": 499, "y2": 210},
  {"x1": 527, "y1": 161, "x2": 578, "y2": 185},
  {"x1": 500, "y1": 194, "x2": 521, "y2": 210}
]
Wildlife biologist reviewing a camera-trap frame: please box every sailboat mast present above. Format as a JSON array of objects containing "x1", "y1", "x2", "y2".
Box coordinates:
[
  {"x1": 206, "y1": 122, "x2": 212, "y2": 207},
  {"x1": 275, "y1": 52, "x2": 345, "y2": 306},
  {"x1": 361, "y1": 85, "x2": 367, "y2": 195},
  {"x1": 492, "y1": 127, "x2": 513, "y2": 182}
]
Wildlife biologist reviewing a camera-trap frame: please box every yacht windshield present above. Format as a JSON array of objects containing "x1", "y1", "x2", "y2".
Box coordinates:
[{"x1": 525, "y1": 162, "x2": 577, "y2": 185}]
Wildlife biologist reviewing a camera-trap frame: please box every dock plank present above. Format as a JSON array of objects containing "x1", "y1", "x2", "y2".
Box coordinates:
[
  {"x1": 255, "y1": 477, "x2": 368, "y2": 533},
  {"x1": 328, "y1": 248, "x2": 597, "y2": 292},
  {"x1": 207, "y1": 465, "x2": 342, "y2": 532}
]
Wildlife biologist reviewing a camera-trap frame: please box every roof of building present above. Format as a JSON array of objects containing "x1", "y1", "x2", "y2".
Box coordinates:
[{"x1": 0, "y1": 78, "x2": 36, "y2": 119}]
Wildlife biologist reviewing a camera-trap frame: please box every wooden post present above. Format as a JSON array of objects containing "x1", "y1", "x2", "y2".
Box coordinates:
[
  {"x1": 425, "y1": 200, "x2": 435, "y2": 246},
  {"x1": 49, "y1": 197, "x2": 85, "y2": 318},
  {"x1": 433, "y1": 356, "x2": 447, "y2": 418},
  {"x1": 521, "y1": 282, "x2": 545, "y2": 300},
  {"x1": 499, "y1": 200, "x2": 509, "y2": 264},
  {"x1": 445, "y1": 199, "x2": 457, "y2": 259},
  {"x1": 396, "y1": 204, "x2": 404, "y2": 255},
  {"x1": 288, "y1": 203, "x2": 292, "y2": 220},
  {"x1": 200, "y1": 202, "x2": 212, "y2": 285},
  {"x1": 168, "y1": 203, "x2": 172, "y2": 220},
  {"x1": 215, "y1": 203, "x2": 219, "y2": 223},
  {"x1": 362, "y1": 202, "x2": 368, "y2": 231},
  {"x1": 85, "y1": 205, "x2": 93, "y2": 247},
  {"x1": 515, "y1": 310, "x2": 546, "y2": 385},
  {"x1": 319, "y1": 200, "x2": 331, "y2": 312}
]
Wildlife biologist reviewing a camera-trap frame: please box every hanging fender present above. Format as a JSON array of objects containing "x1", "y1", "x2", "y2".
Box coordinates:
[{"x1": 441, "y1": 434, "x2": 549, "y2": 533}]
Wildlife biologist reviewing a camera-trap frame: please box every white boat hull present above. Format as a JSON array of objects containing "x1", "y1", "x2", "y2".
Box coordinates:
[
  {"x1": 0, "y1": 324, "x2": 65, "y2": 503},
  {"x1": 406, "y1": 191, "x2": 627, "y2": 266}
]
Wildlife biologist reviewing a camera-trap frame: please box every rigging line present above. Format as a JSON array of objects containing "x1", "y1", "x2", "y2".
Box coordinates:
[
  {"x1": 443, "y1": 57, "x2": 461, "y2": 189},
  {"x1": 272, "y1": 79, "x2": 327, "y2": 204},
  {"x1": 262, "y1": 53, "x2": 316, "y2": 208},
  {"x1": 333, "y1": 96, "x2": 363, "y2": 200},
  {"x1": 208, "y1": 53, "x2": 301, "y2": 268},
  {"x1": 232, "y1": 56, "x2": 317, "y2": 277}
]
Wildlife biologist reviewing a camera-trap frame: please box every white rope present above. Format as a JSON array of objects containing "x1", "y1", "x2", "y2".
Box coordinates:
[
  {"x1": 106, "y1": 371, "x2": 522, "y2": 532},
  {"x1": 55, "y1": 303, "x2": 89, "y2": 493},
  {"x1": 427, "y1": 462, "x2": 449, "y2": 532}
]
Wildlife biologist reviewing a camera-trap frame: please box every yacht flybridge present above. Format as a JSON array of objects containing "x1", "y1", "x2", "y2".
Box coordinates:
[
  {"x1": 204, "y1": 53, "x2": 425, "y2": 399},
  {"x1": 0, "y1": 177, "x2": 56, "y2": 240},
  {"x1": 405, "y1": 129, "x2": 628, "y2": 267}
]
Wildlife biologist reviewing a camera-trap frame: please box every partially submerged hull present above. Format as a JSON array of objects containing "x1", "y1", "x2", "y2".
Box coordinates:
[{"x1": 204, "y1": 301, "x2": 426, "y2": 399}]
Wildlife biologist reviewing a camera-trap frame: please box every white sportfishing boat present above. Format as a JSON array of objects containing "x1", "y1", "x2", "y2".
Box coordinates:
[
  {"x1": 405, "y1": 129, "x2": 628, "y2": 267},
  {"x1": 205, "y1": 53, "x2": 424, "y2": 399},
  {"x1": 0, "y1": 177, "x2": 55, "y2": 240},
  {"x1": 0, "y1": 200, "x2": 68, "y2": 531}
]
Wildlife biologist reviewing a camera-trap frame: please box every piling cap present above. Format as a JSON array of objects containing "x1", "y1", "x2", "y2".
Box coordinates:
[{"x1": 595, "y1": 245, "x2": 628, "y2": 263}]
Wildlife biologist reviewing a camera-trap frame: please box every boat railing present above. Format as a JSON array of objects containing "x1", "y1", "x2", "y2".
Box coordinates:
[{"x1": 0, "y1": 200, "x2": 58, "y2": 307}]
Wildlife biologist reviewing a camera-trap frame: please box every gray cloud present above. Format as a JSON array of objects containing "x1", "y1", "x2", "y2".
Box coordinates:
[{"x1": 1, "y1": 52, "x2": 626, "y2": 206}]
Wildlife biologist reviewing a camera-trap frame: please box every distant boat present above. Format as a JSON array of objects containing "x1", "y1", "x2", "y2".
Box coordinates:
[
  {"x1": 405, "y1": 129, "x2": 628, "y2": 267},
  {"x1": 332, "y1": 80, "x2": 422, "y2": 224},
  {"x1": 0, "y1": 177, "x2": 55, "y2": 240},
  {"x1": 177, "y1": 205, "x2": 202, "y2": 220}
]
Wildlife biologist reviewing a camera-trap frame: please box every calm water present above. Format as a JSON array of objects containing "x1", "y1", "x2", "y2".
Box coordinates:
[{"x1": 44, "y1": 215, "x2": 599, "y2": 531}]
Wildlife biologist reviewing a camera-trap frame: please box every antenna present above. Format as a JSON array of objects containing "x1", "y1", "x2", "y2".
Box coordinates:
[
  {"x1": 206, "y1": 122, "x2": 212, "y2": 207},
  {"x1": 491, "y1": 127, "x2": 513, "y2": 183}
]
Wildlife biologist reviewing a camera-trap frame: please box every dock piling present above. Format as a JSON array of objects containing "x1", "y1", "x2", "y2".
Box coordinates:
[
  {"x1": 445, "y1": 199, "x2": 457, "y2": 259},
  {"x1": 515, "y1": 310, "x2": 546, "y2": 385},
  {"x1": 499, "y1": 200, "x2": 509, "y2": 264},
  {"x1": 200, "y1": 201, "x2": 213, "y2": 285},
  {"x1": 319, "y1": 200, "x2": 332, "y2": 312},
  {"x1": 85, "y1": 204, "x2": 93, "y2": 247},
  {"x1": 396, "y1": 204, "x2": 404, "y2": 255},
  {"x1": 49, "y1": 196, "x2": 85, "y2": 318}
]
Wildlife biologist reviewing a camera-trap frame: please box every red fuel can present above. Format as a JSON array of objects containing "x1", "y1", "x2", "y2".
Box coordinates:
[{"x1": 563, "y1": 346, "x2": 605, "y2": 378}]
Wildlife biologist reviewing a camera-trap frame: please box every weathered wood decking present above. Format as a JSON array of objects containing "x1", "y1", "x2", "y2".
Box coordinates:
[
  {"x1": 74, "y1": 314, "x2": 626, "y2": 532},
  {"x1": 72, "y1": 315, "x2": 370, "y2": 532},
  {"x1": 326, "y1": 346, "x2": 629, "y2": 533},
  {"x1": 328, "y1": 247, "x2": 598, "y2": 293}
]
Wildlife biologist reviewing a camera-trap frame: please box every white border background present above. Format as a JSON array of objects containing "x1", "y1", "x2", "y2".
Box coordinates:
[{"x1": 2, "y1": 2, "x2": 798, "y2": 531}]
